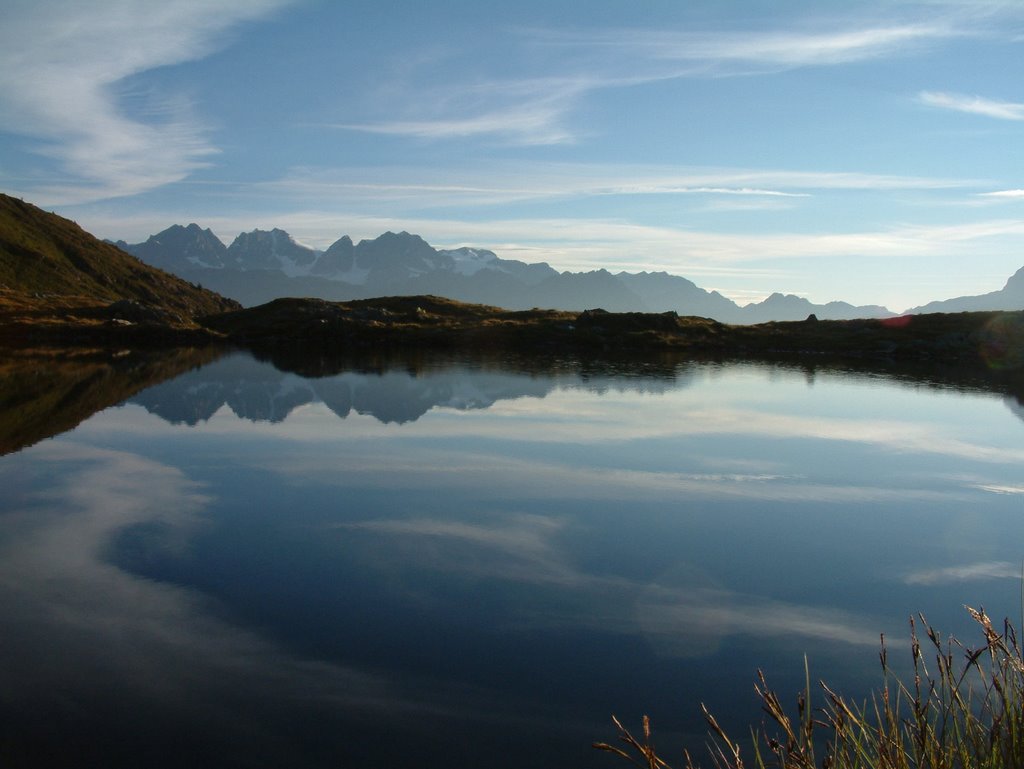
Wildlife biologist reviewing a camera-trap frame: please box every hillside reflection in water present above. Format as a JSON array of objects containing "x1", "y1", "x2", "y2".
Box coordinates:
[{"x1": 0, "y1": 350, "x2": 1022, "y2": 768}]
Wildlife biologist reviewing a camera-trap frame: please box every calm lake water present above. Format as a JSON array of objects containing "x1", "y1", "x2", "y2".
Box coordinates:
[{"x1": 1, "y1": 350, "x2": 1023, "y2": 767}]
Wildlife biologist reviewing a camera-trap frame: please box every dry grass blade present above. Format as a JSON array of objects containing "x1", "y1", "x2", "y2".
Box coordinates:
[
  {"x1": 968, "y1": 605, "x2": 1001, "y2": 650},
  {"x1": 594, "y1": 741, "x2": 639, "y2": 762},
  {"x1": 700, "y1": 704, "x2": 744, "y2": 769},
  {"x1": 597, "y1": 715, "x2": 675, "y2": 769}
]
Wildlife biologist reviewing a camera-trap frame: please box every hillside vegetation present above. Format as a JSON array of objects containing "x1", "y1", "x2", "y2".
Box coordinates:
[{"x1": 0, "y1": 194, "x2": 239, "y2": 345}]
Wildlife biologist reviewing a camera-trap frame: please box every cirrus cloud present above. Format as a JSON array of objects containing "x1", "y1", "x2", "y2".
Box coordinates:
[
  {"x1": 919, "y1": 91, "x2": 1024, "y2": 120},
  {"x1": 0, "y1": 0, "x2": 294, "y2": 204}
]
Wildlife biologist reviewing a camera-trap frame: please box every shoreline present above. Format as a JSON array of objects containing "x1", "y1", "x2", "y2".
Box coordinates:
[{"x1": 2, "y1": 292, "x2": 1022, "y2": 370}]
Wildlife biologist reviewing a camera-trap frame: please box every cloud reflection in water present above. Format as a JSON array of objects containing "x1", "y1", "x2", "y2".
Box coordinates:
[
  {"x1": 3, "y1": 354, "x2": 1023, "y2": 766},
  {"x1": 0, "y1": 442, "x2": 585, "y2": 766}
]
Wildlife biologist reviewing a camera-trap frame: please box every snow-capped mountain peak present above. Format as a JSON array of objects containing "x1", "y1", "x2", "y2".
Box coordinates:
[
  {"x1": 227, "y1": 228, "x2": 321, "y2": 275},
  {"x1": 437, "y1": 247, "x2": 499, "y2": 276}
]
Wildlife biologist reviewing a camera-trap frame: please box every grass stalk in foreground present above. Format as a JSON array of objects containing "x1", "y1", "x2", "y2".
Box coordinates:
[{"x1": 595, "y1": 606, "x2": 1024, "y2": 769}]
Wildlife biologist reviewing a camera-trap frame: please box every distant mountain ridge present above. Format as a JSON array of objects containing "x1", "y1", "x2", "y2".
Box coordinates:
[
  {"x1": 116, "y1": 225, "x2": 900, "y2": 323},
  {"x1": 115, "y1": 222, "x2": 1023, "y2": 321},
  {"x1": 907, "y1": 266, "x2": 1024, "y2": 314},
  {"x1": 117, "y1": 226, "x2": 545, "y2": 286}
]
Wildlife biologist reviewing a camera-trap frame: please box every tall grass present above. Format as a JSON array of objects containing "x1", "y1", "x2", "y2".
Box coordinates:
[{"x1": 595, "y1": 606, "x2": 1024, "y2": 769}]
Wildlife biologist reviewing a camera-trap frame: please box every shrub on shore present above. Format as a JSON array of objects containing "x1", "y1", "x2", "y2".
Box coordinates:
[{"x1": 596, "y1": 606, "x2": 1024, "y2": 769}]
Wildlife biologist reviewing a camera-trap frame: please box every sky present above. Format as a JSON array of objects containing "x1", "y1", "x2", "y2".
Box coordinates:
[{"x1": 1, "y1": 0, "x2": 1022, "y2": 311}]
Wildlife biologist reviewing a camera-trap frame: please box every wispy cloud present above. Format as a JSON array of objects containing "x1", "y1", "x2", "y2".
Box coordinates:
[
  {"x1": 974, "y1": 483, "x2": 1024, "y2": 494},
  {"x1": 0, "y1": 0, "x2": 292, "y2": 204},
  {"x1": 919, "y1": 91, "x2": 1024, "y2": 120},
  {"x1": 336, "y1": 75, "x2": 594, "y2": 146},
  {"x1": 552, "y1": 22, "x2": 963, "y2": 70},
  {"x1": 681, "y1": 187, "x2": 809, "y2": 197},
  {"x1": 262, "y1": 163, "x2": 975, "y2": 210},
  {"x1": 340, "y1": 14, "x2": 973, "y2": 145},
  {"x1": 905, "y1": 561, "x2": 1021, "y2": 585},
  {"x1": 979, "y1": 189, "x2": 1024, "y2": 198},
  {"x1": 339, "y1": 106, "x2": 575, "y2": 145}
]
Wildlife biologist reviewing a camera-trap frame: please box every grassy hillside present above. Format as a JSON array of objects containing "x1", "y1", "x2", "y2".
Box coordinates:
[{"x1": 0, "y1": 193, "x2": 239, "y2": 329}]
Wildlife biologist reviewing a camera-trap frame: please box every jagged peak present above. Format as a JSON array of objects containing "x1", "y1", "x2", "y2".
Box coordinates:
[
  {"x1": 229, "y1": 227, "x2": 308, "y2": 248},
  {"x1": 144, "y1": 222, "x2": 226, "y2": 250},
  {"x1": 761, "y1": 292, "x2": 809, "y2": 303},
  {"x1": 369, "y1": 230, "x2": 429, "y2": 244}
]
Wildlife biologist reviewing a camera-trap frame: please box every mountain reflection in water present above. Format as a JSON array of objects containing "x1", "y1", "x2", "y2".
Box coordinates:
[
  {"x1": 1, "y1": 348, "x2": 1023, "y2": 768},
  {"x1": 129, "y1": 350, "x2": 1024, "y2": 428},
  {"x1": 130, "y1": 352, "x2": 566, "y2": 425}
]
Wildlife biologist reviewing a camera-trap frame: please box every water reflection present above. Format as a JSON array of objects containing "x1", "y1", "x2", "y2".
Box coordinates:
[
  {"x1": 2, "y1": 348, "x2": 1022, "y2": 450},
  {"x1": 0, "y1": 347, "x2": 220, "y2": 455},
  {"x1": 1, "y1": 349, "x2": 1023, "y2": 767},
  {"x1": 129, "y1": 352, "x2": 564, "y2": 425},
  {"x1": 0, "y1": 442, "x2": 528, "y2": 767},
  {"x1": 130, "y1": 351, "x2": 1024, "y2": 430}
]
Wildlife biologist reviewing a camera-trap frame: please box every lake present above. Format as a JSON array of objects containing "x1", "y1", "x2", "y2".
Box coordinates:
[{"x1": 1, "y1": 349, "x2": 1022, "y2": 768}]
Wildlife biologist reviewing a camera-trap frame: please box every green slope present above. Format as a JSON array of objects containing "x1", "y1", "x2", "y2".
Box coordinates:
[{"x1": 0, "y1": 193, "x2": 239, "y2": 321}]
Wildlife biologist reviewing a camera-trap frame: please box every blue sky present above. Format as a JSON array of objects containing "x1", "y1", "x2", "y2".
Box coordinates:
[{"x1": 1, "y1": 0, "x2": 1022, "y2": 311}]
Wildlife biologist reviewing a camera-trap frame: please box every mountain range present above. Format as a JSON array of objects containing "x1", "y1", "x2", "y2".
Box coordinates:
[
  {"x1": 115, "y1": 225, "x2": 923, "y2": 323},
  {"x1": 4, "y1": 192, "x2": 1022, "y2": 373},
  {"x1": 4, "y1": 187, "x2": 1020, "y2": 326}
]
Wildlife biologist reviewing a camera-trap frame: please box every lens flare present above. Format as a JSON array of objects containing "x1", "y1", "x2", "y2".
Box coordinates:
[{"x1": 980, "y1": 313, "x2": 1024, "y2": 370}]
